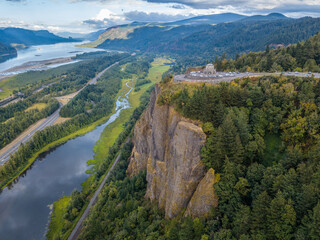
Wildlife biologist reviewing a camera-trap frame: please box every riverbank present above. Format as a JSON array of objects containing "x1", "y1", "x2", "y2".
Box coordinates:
[
  {"x1": 46, "y1": 57, "x2": 171, "y2": 239},
  {"x1": 0, "y1": 111, "x2": 115, "y2": 191},
  {"x1": 46, "y1": 78, "x2": 135, "y2": 240}
]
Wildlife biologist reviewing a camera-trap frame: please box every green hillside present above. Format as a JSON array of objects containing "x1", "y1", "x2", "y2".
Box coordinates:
[
  {"x1": 214, "y1": 32, "x2": 320, "y2": 72},
  {"x1": 0, "y1": 41, "x2": 17, "y2": 63},
  {"x1": 91, "y1": 15, "x2": 320, "y2": 67}
]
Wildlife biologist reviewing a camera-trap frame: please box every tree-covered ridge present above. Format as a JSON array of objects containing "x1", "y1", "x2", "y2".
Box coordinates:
[
  {"x1": 0, "y1": 28, "x2": 76, "y2": 46},
  {"x1": 0, "y1": 41, "x2": 16, "y2": 63},
  {"x1": 214, "y1": 32, "x2": 320, "y2": 72},
  {"x1": 155, "y1": 75, "x2": 320, "y2": 239},
  {"x1": 96, "y1": 16, "x2": 320, "y2": 67}
]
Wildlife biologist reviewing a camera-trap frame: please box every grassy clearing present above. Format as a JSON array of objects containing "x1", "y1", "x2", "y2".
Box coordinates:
[
  {"x1": 261, "y1": 134, "x2": 283, "y2": 167},
  {"x1": 0, "y1": 87, "x2": 13, "y2": 99},
  {"x1": 147, "y1": 57, "x2": 172, "y2": 82},
  {"x1": 25, "y1": 103, "x2": 47, "y2": 112},
  {"x1": 46, "y1": 196, "x2": 71, "y2": 240}
]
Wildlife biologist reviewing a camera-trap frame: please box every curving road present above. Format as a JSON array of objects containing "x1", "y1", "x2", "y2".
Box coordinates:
[{"x1": 0, "y1": 61, "x2": 120, "y2": 165}]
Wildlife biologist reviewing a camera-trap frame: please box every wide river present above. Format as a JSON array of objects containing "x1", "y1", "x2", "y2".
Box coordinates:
[
  {"x1": 0, "y1": 82, "x2": 133, "y2": 239},
  {"x1": 0, "y1": 41, "x2": 105, "y2": 74}
]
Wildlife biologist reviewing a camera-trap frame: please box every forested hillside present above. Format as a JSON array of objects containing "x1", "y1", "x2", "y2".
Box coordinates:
[
  {"x1": 0, "y1": 41, "x2": 17, "y2": 63},
  {"x1": 159, "y1": 17, "x2": 320, "y2": 61},
  {"x1": 94, "y1": 15, "x2": 320, "y2": 66},
  {"x1": 214, "y1": 32, "x2": 320, "y2": 72},
  {"x1": 76, "y1": 75, "x2": 320, "y2": 239}
]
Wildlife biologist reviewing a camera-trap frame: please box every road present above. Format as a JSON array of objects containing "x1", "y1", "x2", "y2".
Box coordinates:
[
  {"x1": 68, "y1": 141, "x2": 126, "y2": 240},
  {"x1": 174, "y1": 71, "x2": 320, "y2": 83},
  {"x1": 0, "y1": 61, "x2": 120, "y2": 165},
  {"x1": 0, "y1": 103, "x2": 62, "y2": 164},
  {"x1": 88, "y1": 61, "x2": 119, "y2": 85}
]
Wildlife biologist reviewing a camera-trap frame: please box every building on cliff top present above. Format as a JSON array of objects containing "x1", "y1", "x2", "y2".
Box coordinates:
[{"x1": 203, "y1": 63, "x2": 216, "y2": 75}]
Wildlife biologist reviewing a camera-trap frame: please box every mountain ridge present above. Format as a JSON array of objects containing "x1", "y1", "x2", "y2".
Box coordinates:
[{"x1": 0, "y1": 27, "x2": 78, "y2": 46}]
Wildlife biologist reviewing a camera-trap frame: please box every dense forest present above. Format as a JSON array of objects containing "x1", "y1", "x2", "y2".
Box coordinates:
[
  {"x1": 72, "y1": 75, "x2": 320, "y2": 239},
  {"x1": 0, "y1": 98, "x2": 59, "y2": 149},
  {"x1": 214, "y1": 33, "x2": 320, "y2": 73}
]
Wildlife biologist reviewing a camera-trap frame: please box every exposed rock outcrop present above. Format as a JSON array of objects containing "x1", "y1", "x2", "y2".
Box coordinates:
[
  {"x1": 128, "y1": 85, "x2": 218, "y2": 218},
  {"x1": 185, "y1": 168, "x2": 219, "y2": 218}
]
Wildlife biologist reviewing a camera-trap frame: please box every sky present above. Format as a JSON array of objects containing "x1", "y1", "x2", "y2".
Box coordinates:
[{"x1": 1, "y1": 0, "x2": 320, "y2": 34}]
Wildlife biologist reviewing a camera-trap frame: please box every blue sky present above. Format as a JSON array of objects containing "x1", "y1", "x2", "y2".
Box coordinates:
[{"x1": 1, "y1": 0, "x2": 320, "y2": 33}]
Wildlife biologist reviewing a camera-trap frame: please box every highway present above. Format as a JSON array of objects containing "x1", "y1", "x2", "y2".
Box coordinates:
[
  {"x1": 0, "y1": 103, "x2": 62, "y2": 164},
  {"x1": 174, "y1": 71, "x2": 320, "y2": 83},
  {"x1": 88, "y1": 61, "x2": 119, "y2": 85},
  {"x1": 0, "y1": 61, "x2": 120, "y2": 165}
]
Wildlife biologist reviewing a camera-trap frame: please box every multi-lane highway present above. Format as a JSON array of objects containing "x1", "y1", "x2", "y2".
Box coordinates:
[
  {"x1": 0, "y1": 103, "x2": 62, "y2": 164},
  {"x1": 0, "y1": 61, "x2": 120, "y2": 165}
]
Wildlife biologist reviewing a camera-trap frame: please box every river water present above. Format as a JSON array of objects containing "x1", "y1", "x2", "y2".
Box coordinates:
[
  {"x1": 0, "y1": 41, "x2": 105, "y2": 74},
  {"x1": 0, "y1": 81, "x2": 133, "y2": 240}
]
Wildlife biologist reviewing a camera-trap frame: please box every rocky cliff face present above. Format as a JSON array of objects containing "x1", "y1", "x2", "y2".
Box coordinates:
[{"x1": 128, "y1": 85, "x2": 218, "y2": 218}]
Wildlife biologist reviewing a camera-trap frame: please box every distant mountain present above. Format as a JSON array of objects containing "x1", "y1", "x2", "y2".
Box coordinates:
[
  {"x1": 86, "y1": 13, "x2": 247, "y2": 49},
  {"x1": 239, "y1": 13, "x2": 289, "y2": 22},
  {"x1": 57, "y1": 29, "x2": 105, "y2": 41},
  {"x1": 169, "y1": 13, "x2": 246, "y2": 25},
  {"x1": 158, "y1": 16, "x2": 320, "y2": 59},
  {"x1": 0, "y1": 28, "x2": 78, "y2": 46},
  {"x1": 90, "y1": 14, "x2": 320, "y2": 65},
  {"x1": 0, "y1": 41, "x2": 17, "y2": 63},
  {"x1": 84, "y1": 30, "x2": 106, "y2": 41}
]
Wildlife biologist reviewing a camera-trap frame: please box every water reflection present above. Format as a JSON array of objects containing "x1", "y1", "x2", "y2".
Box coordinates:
[{"x1": 0, "y1": 81, "x2": 133, "y2": 240}]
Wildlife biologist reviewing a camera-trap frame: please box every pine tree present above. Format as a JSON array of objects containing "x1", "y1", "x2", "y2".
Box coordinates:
[{"x1": 267, "y1": 191, "x2": 296, "y2": 240}]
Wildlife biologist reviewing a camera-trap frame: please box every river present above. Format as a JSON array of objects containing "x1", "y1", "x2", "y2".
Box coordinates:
[
  {"x1": 0, "y1": 42, "x2": 105, "y2": 74},
  {"x1": 0, "y1": 81, "x2": 133, "y2": 240}
]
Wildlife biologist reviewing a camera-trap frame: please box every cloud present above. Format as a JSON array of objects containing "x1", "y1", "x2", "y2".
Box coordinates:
[
  {"x1": 83, "y1": 9, "x2": 127, "y2": 29},
  {"x1": 83, "y1": 19, "x2": 118, "y2": 28},
  {"x1": 124, "y1": 10, "x2": 193, "y2": 22},
  {"x1": 144, "y1": 0, "x2": 247, "y2": 8},
  {"x1": 171, "y1": 4, "x2": 187, "y2": 9}
]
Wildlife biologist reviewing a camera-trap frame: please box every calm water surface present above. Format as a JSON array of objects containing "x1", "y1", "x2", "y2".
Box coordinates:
[
  {"x1": 0, "y1": 41, "x2": 105, "y2": 73},
  {"x1": 0, "y1": 82, "x2": 133, "y2": 240}
]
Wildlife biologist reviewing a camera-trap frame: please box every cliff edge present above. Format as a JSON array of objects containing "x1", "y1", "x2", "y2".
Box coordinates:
[{"x1": 128, "y1": 85, "x2": 218, "y2": 218}]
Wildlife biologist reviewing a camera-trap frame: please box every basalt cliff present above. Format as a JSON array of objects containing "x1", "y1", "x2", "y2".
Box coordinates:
[{"x1": 128, "y1": 85, "x2": 218, "y2": 218}]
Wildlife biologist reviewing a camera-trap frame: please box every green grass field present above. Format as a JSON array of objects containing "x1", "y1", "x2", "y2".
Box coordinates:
[
  {"x1": 46, "y1": 196, "x2": 71, "y2": 240},
  {"x1": 25, "y1": 103, "x2": 48, "y2": 112},
  {"x1": 46, "y1": 57, "x2": 171, "y2": 240},
  {"x1": 261, "y1": 134, "x2": 283, "y2": 167}
]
